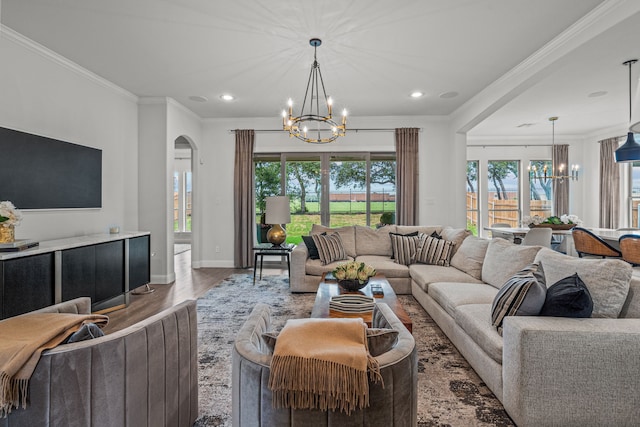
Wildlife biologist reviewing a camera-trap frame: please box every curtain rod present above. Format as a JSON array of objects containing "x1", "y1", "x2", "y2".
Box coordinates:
[{"x1": 227, "y1": 128, "x2": 422, "y2": 133}]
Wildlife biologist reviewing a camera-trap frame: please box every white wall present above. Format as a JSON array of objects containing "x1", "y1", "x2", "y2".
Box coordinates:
[
  {"x1": 198, "y1": 115, "x2": 464, "y2": 267},
  {"x1": 0, "y1": 27, "x2": 139, "y2": 241}
]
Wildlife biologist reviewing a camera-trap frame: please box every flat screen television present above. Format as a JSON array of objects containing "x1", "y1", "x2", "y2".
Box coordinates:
[{"x1": 0, "y1": 126, "x2": 102, "y2": 209}]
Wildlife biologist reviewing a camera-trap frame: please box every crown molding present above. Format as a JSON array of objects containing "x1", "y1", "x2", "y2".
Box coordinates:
[{"x1": 1, "y1": 24, "x2": 138, "y2": 102}]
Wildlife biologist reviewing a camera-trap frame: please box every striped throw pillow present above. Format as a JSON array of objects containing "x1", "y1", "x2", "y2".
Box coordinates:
[
  {"x1": 415, "y1": 235, "x2": 455, "y2": 266},
  {"x1": 491, "y1": 263, "x2": 547, "y2": 335},
  {"x1": 389, "y1": 232, "x2": 421, "y2": 265},
  {"x1": 311, "y1": 233, "x2": 347, "y2": 265}
]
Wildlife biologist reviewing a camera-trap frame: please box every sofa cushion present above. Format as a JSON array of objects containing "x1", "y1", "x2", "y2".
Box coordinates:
[
  {"x1": 311, "y1": 224, "x2": 356, "y2": 258},
  {"x1": 355, "y1": 225, "x2": 396, "y2": 256},
  {"x1": 389, "y1": 232, "x2": 421, "y2": 265},
  {"x1": 356, "y1": 255, "x2": 410, "y2": 278},
  {"x1": 454, "y1": 304, "x2": 503, "y2": 364},
  {"x1": 540, "y1": 273, "x2": 593, "y2": 318},
  {"x1": 312, "y1": 233, "x2": 348, "y2": 265},
  {"x1": 450, "y1": 236, "x2": 490, "y2": 280},
  {"x1": 415, "y1": 234, "x2": 455, "y2": 266},
  {"x1": 305, "y1": 256, "x2": 355, "y2": 276},
  {"x1": 410, "y1": 264, "x2": 483, "y2": 293},
  {"x1": 302, "y1": 235, "x2": 320, "y2": 260},
  {"x1": 428, "y1": 282, "x2": 499, "y2": 318},
  {"x1": 440, "y1": 227, "x2": 472, "y2": 256},
  {"x1": 534, "y1": 248, "x2": 631, "y2": 318},
  {"x1": 395, "y1": 225, "x2": 443, "y2": 236},
  {"x1": 491, "y1": 263, "x2": 547, "y2": 334},
  {"x1": 482, "y1": 238, "x2": 541, "y2": 289}
]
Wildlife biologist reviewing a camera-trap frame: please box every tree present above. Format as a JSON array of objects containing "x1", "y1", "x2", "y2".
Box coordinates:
[
  {"x1": 254, "y1": 161, "x2": 280, "y2": 215},
  {"x1": 331, "y1": 160, "x2": 396, "y2": 190},
  {"x1": 529, "y1": 160, "x2": 552, "y2": 201},
  {"x1": 286, "y1": 161, "x2": 321, "y2": 213},
  {"x1": 487, "y1": 161, "x2": 518, "y2": 200},
  {"x1": 466, "y1": 161, "x2": 478, "y2": 192}
]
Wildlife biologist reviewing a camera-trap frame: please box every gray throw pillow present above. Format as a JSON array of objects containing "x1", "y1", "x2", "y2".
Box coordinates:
[
  {"x1": 450, "y1": 236, "x2": 490, "y2": 280},
  {"x1": 491, "y1": 263, "x2": 547, "y2": 335},
  {"x1": 482, "y1": 238, "x2": 541, "y2": 289}
]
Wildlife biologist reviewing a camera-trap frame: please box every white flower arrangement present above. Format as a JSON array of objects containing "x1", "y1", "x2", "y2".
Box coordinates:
[
  {"x1": 522, "y1": 214, "x2": 582, "y2": 227},
  {"x1": 333, "y1": 261, "x2": 377, "y2": 284},
  {"x1": 0, "y1": 201, "x2": 23, "y2": 228}
]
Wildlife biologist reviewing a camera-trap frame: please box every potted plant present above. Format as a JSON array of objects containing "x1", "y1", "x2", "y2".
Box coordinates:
[{"x1": 377, "y1": 212, "x2": 395, "y2": 228}]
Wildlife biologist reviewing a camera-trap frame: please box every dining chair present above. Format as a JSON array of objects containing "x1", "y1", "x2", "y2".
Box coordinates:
[
  {"x1": 521, "y1": 227, "x2": 552, "y2": 248},
  {"x1": 619, "y1": 234, "x2": 640, "y2": 265},
  {"x1": 571, "y1": 227, "x2": 622, "y2": 258},
  {"x1": 490, "y1": 223, "x2": 515, "y2": 243}
]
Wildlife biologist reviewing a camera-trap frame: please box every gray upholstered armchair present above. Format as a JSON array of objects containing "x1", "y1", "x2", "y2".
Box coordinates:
[
  {"x1": 232, "y1": 302, "x2": 417, "y2": 426},
  {"x1": 1, "y1": 297, "x2": 198, "y2": 427}
]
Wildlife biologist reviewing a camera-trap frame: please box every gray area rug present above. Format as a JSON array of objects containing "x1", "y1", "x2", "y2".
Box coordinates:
[{"x1": 195, "y1": 274, "x2": 514, "y2": 427}]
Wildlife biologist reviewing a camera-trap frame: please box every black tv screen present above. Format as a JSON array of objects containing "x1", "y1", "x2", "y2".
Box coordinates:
[{"x1": 0, "y1": 127, "x2": 102, "y2": 209}]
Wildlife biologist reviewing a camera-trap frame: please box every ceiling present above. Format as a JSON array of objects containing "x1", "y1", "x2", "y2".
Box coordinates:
[{"x1": 2, "y1": 0, "x2": 639, "y2": 137}]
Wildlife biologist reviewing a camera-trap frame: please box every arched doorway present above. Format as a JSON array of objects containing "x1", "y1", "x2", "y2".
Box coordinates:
[{"x1": 173, "y1": 135, "x2": 198, "y2": 267}]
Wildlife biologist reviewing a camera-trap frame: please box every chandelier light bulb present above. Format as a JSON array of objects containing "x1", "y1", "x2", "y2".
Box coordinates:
[
  {"x1": 282, "y1": 110, "x2": 287, "y2": 118},
  {"x1": 287, "y1": 98, "x2": 293, "y2": 107}
]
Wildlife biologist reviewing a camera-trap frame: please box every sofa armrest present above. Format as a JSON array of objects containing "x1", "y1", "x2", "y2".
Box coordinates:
[
  {"x1": 28, "y1": 297, "x2": 92, "y2": 315},
  {"x1": 290, "y1": 243, "x2": 309, "y2": 289},
  {"x1": 502, "y1": 316, "x2": 640, "y2": 427}
]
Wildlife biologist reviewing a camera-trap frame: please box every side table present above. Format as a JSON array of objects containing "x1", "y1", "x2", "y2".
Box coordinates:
[{"x1": 253, "y1": 243, "x2": 295, "y2": 285}]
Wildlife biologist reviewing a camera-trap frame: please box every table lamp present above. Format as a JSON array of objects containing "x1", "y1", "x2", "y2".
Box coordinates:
[{"x1": 265, "y1": 196, "x2": 291, "y2": 246}]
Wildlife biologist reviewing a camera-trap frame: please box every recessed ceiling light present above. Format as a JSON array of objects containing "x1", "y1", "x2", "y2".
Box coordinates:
[
  {"x1": 439, "y1": 91, "x2": 459, "y2": 99},
  {"x1": 188, "y1": 95, "x2": 208, "y2": 102},
  {"x1": 220, "y1": 94, "x2": 235, "y2": 101},
  {"x1": 410, "y1": 91, "x2": 424, "y2": 98},
  {"x1": 588, "y1": 91, "x2": 608, "y2": 98}
]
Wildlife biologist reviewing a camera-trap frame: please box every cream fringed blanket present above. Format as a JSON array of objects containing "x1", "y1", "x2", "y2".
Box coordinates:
[
  {"x1": 0, "y1": 312, "x2": 109, "y2": 416},
  {"x1": 268, "y1": 318, "x2": 381, "y2": 414}
]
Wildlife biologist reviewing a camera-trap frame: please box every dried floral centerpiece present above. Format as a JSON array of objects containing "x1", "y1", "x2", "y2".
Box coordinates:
[
  {"x1": 522, "y1": 214, "x2": 582, "y2": 230},
  {"x1": 0, "y1": 201, "x2": 23, "y2": 243},
  {"x1": 333, "y1": 261, "x2": 377, "y2": 291}
]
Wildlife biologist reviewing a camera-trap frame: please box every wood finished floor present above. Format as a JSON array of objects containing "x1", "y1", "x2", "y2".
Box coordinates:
[{"x1": 104, "y1": 250, "x2": 288, "y2": 333}]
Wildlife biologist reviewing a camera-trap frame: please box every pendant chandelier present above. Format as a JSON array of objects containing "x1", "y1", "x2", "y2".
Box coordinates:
[
  {"x1": 282, "y1": 38, "x2": 347, "y2": 144},
  {"x1": 615, "y1": 59, "x2": 640, "y2": 162},
  {"x1": 529, "y1": 117, "x2": 579, "y2": 182}
]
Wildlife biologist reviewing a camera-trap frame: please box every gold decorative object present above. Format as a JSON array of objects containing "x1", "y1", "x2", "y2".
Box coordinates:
[
  {"x1": 266, "y1": 224, "x2": 287, "y2": 246},
  {"x1": 0, "y1": 225, "x2": 15, "y2": 243}
]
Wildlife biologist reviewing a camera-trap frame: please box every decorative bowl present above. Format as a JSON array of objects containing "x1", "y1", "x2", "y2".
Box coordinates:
[{"x1": 338, "y1": 279, "x2": 369, "y2": 292}]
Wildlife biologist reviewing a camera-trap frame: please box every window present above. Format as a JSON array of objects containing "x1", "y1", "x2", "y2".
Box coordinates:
[
  {"x1": 173, "y1": 171, "x2": 192, "y2": 232},
  {"x1": 466, "y1": 161, "x2": 479, "y2": 235},
  {"x1": 487, "y1": 160, "x2": 520, "y2": 227},
  {"x1": 254, "y1": 152, "x2": 396, "y2": 243},
  {"x1": 629, "y1": 161, "x2": 640, "y2": 227},
  {"x1": 528, "y1": 160, "x2": 553, "y2": 218}
]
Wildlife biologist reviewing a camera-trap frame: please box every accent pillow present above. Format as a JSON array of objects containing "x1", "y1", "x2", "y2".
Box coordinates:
[
  {"x1": 440, "y1": 227, "x2": 472, "y2": 256},
  {"x1": 450, "y1": 236, "x2": 490, "y2": 280},
  {"x1": 302, "y1": 235, "x2": 320, "y2": 260},
  {"x1": 481, "y1": 238, "x2": 541, "y2": 289},
  {"x1": 540, "y1": 273, "x2": 593, "y2": 318},
  {"x1": 389, "y1": 232, "x2": 421, "y2": 265},
  {"x1": 262, "y1": 328, "x2": 398, "y2": 357},
  {"x1": 389, "y1": 231, "x2": 419, "y2": 260},
  {"x1": 415, "y1": 235, "x2": 455, "y2": 266},
  {"x1": 310, "y1": 224, "x2": 356, "y2": 257},
  {"x1": 312, "y1": 233, "x2": 347, "y2": 265},
  {"x1": 491, "y1": 263, "x2": 547, "y2": 335}
]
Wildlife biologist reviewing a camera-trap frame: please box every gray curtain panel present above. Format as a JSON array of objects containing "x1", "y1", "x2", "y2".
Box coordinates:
[
  {"x1": 234, "y1": 129, "x2": 255, "y2": 268},
  {"x1": 395, "y1": 128, "x2": 419, "y2": 226},
  {"x1": 552, "y1": 144, "x2": 569, "y2": 216},
  {"x1": 599, "y1": 137, "x2": 621, "y2": 228}
]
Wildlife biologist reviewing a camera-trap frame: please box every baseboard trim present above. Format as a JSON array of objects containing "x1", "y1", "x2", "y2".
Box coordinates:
[
  {"x1": 150, "y1": 272, "x2": 176, "y2": 284},
  {"x1": 197, "y1": 260, "x2": 236, "y2": 268}
]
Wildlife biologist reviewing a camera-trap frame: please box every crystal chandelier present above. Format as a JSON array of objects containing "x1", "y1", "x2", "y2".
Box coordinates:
[
  {"x1": 282, "y1": 39, "x2": 347, "y2": 144},
  {"x1": 528, "y1": 117, "x2": 579, "y2": 182}
]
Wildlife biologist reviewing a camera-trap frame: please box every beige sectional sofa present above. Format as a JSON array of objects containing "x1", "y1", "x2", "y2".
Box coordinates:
[{"x1": 290, "y1": 225, "x2": 640, "y2": 426}]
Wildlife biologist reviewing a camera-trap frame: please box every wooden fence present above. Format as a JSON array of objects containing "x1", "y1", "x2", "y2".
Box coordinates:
[{"x1": 466, "y1": 193, "x2": 552, "y2": 228}]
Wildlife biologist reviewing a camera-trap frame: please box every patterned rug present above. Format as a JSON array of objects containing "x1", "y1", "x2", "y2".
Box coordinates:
[{"x1": 194, "y1": 274, "x2": 514, "y2": 427}]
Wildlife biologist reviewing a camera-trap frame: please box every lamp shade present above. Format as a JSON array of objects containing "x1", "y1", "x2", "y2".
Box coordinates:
[
  {"x1": 615, "y1": 132, "x2": 640, "y2": 162},
  {"x1": 265, "y1": 196, "x2": 291, "y2": 224}
]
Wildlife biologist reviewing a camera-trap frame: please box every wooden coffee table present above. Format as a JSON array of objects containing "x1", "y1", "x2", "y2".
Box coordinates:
[{"x1": 311, "y1": 273, "x2": 412, "y2": 333}]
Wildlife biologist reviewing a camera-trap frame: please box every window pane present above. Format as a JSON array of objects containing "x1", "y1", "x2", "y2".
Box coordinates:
[
  {"x1": 254, "y1": 158, "x2": 282, "y2": 243},
  {"x1": 185, "y1": 172, "x2": 192, "y2": 232},
  {"x1": 371, "y1": 157, "x2": 396, "y2": 227},
  {"x1": 286, "y1": 159, "x2": 321, "y2": 244},
  {"x1": 466, "y1": 161, "x2": 479, "y2": 235},
  {"x1": 330, "y1": 156, "x2": 368, "y2": 228},
  {"x1": 528, "y1": 160, "x2": 552, "y2": 218},
  {"x1": 487, "y1": 160, "x2": 520, "y2": 227},
  {"x1": 173, "y1": 172, "x2": 179, "y2": 232}
]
